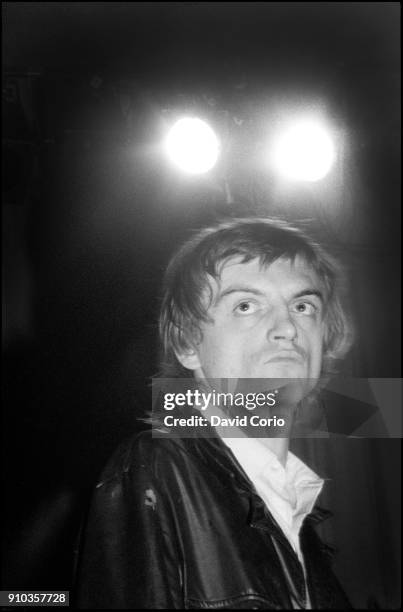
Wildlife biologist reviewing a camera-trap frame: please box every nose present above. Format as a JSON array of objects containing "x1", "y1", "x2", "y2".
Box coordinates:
[{"x1": 266, "y1": 307, "x2": 297, "y2": 343}]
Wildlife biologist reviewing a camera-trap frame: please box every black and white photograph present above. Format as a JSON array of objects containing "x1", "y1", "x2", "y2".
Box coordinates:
[{"x1": 2, "y1": 3, "x2": 401, "y2": 610}]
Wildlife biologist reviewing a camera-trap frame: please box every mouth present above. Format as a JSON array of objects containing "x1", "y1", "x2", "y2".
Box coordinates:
[{"x1": 265, "y1": 351, "x2": 304, "y2": 364}]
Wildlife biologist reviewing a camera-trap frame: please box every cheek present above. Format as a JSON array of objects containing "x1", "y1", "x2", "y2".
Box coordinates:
[
  {"x1": 299, "y1": 321, "x2": 324, "y2": 355},
  {"x1": 307, "y1": 331, "x2": 325, "y2": 368},
  {"x1": 198, "y1": 331, "x2": 228, "y2": 365},
  {"x1": 199, "y1": 329, "x2": 247, "y2": 371}
]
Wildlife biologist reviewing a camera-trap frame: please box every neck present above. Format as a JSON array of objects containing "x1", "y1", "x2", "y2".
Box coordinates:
[{"x1": 261, "y1": 437, "x2": 290, "y2": 467}]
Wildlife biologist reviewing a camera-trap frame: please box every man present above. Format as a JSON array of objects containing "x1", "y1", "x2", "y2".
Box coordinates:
[{"x1": 76, "y1": 217, "x2": 354, "y2": 609}]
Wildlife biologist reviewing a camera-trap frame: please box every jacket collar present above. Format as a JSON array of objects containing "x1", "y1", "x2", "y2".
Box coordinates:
[{"x1": 166, "y1": 407, "x2": 332, "y2": 527}]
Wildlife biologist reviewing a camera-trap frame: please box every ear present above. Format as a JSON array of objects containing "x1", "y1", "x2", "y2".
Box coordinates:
[{"x1": 174, "y1": 346, "x2": 202, "y2": 371}]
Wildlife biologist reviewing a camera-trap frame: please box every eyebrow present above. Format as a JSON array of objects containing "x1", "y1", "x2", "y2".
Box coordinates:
[{"x1": 215, "y1": 286, "x2": 324, "y2": 305}]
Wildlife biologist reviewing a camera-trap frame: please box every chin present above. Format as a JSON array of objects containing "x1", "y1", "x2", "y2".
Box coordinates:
[{"x1": 263, "y1": 365, "x2": 307, "y2": 379}]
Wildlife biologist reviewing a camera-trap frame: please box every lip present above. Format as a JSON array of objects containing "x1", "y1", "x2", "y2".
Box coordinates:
[{"x1": 265, "y1": 351, "x2": 304, "y2": 363}]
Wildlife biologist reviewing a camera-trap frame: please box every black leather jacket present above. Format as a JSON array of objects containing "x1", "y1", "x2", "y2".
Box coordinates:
[{"x1": 75, "y1": 424, "x2": 352, "y2": 609}]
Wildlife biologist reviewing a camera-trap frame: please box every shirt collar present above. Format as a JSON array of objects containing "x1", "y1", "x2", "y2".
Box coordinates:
[{"x1": 222, "y1": 436, "x2": 324, "y2": 526}]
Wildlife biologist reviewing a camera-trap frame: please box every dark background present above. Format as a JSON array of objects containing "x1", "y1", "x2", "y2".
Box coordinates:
[{"x1": 2, "y1": 3, "x2": 401, "y2": 608}]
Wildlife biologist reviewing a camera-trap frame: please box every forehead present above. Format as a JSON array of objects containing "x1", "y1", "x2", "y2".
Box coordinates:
[{"x1": 213, "y1": 255, "x2": 322, "y2": 294}]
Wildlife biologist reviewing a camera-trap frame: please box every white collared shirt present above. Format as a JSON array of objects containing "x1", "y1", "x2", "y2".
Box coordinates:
[{"x1": 221, "y1": 436, "x2": 324, "y2": 569}]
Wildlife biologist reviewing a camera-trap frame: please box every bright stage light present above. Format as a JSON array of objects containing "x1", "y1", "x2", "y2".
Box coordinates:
[
  {"x1": 269, "y1": 118, "x2": 335, "y2": 182},
  {"x1": 165, "y1": 117, "x2": 220, "y2": 174}
]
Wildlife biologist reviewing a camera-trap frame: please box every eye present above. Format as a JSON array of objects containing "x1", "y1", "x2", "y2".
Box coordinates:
[
  {"x1": 234, "y1": 300, "x2": 258, "y2": 315},
  {"x1": 292, "y1": 301, "x2": 317, "y2": 315}
]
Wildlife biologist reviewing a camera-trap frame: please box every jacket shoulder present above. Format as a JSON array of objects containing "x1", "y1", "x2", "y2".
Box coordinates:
[{"x1": 95, "y1": 429, "x2": 190, "y2": 488}]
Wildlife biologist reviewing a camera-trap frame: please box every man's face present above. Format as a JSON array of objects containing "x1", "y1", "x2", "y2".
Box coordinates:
[{"x1": 180, "y1": 256, "x2": 326, "y2": 381}]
